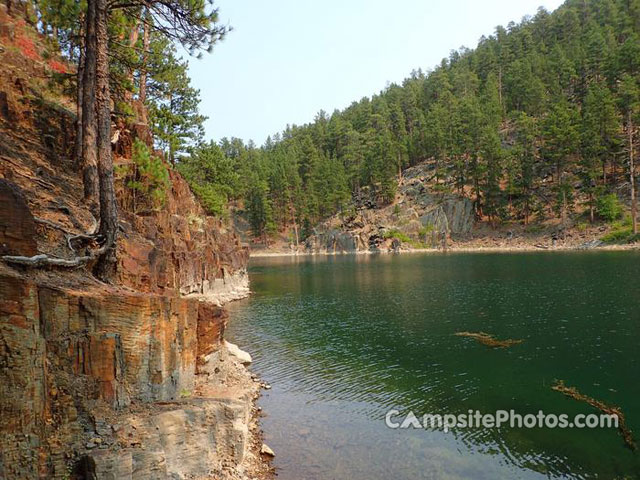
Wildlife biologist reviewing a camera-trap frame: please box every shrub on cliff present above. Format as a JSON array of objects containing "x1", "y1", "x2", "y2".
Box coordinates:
[{"x1": 119, "y1": 139, "x2": 170, "y2": 212}]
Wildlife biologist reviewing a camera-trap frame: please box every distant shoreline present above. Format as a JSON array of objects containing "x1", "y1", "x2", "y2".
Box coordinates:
[{"x1": 249, "y1": 243, "x2": 639, "y2": 258}]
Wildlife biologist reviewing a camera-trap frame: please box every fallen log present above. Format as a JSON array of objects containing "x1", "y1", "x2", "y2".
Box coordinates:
[
  {"x1": 552, "y1": 380, "x2": 636, "y2": 450},
  {"x1": 455, "y1": 331, "x2": 523, "y2": 348}
]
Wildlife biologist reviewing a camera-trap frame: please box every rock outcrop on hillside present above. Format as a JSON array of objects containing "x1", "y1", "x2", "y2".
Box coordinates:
[
  {"x1": 305, "y1": 163, "x2": 474, "y2": 254},
  {"x1": 0, "y1": 13, "x2": 267, "y2": 479},
  {"x1": 116, "y1": 168, "x2": 250, "y2": 305}
]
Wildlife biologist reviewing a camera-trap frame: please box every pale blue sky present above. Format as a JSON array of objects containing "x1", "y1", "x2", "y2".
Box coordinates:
[{"x1": 187, "y1": 0, "x2": 565, "y2": 145}]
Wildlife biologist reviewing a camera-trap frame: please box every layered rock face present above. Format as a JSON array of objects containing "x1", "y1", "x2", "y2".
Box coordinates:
[
  {"x1": 117, "y1": 169, "x2": 249, "y2": 305},
  {"x1": 305, "y1": 162, "x2": 474, "y2": 253},
  {"x1": 0, "y1": 271, "x2": 260, "y2": 479},
  {"x1": 0, "y1": 34, "x2": 262, "y2": 477},
  {"x1": 0, "y1": 174, "x2": 258, "y2": 479},
  {"x1": 0, "y1": 181, "x2": 258, "y2": 480}
]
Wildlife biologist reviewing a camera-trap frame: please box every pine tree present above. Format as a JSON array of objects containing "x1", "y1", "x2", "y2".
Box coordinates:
[
  {"x1": 145, "y1": 33, "x2": 206, "y2": 163},
  {"x1": 581, "y1": 82, "x2": 620, "y2": 220},
  {"x1": 512, "y1": 112, "x2": 539, "y2": 225},
  {"x1": 542, "y1": 98, "x2": 580, "y2": 222},
  {"x1": 618, "y1": 74, "x2": 639, "y2": 234}
]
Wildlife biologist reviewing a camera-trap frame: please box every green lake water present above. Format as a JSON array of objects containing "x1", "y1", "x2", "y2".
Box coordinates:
[{"x1": 226, "y1": 251, "x2": 640, "y2": 480}]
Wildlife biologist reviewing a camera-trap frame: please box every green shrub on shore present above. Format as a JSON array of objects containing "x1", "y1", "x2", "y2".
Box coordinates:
[
  {"x1": 596, "y1": 194, "x2": 624, "y2": 222},
  {"x1": 602, "y1": 217, "x2": 640, "y2": 244}
]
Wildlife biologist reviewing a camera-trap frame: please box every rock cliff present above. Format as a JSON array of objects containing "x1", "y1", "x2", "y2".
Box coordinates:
[
  {"x1": 0, "y1": 269, "x2": 263, "y2": 479},
  {"x1": 0, "y1": 12, "x2": 268, "y2": 479},
  {"x1": 305, "y1": 162, "x2": 474, "y2": 254}
]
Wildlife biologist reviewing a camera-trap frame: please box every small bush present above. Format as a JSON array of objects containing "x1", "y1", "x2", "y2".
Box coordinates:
[
  {"x1": 602, "y1": 216, "x2": 639, "y2": 243},
  {"x1": 191, "y1": 183, "x2": 227, "y2": 217},
  {"x1": 525, "y1": 223, "x2": 544, "y2": 234},
  {"x1": 596, "y1": 194, "x2": 624, "y2": 222},
  {"x1": 602, "y1": 226, "x2": 640, "y2": 244},
  {"x1": 418, "y1": 224, "x2": 435, "y2": 236},
  {"x1": 382, "y1": 229, "x2": 411, "y2": 243}
]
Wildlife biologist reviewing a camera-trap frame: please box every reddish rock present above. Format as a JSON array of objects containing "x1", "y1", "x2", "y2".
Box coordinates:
[
  {"x1": 197, "y1": 302, "x2": 228, "y2": 362},
  {"x1": 0, "y1": 273, "x2": 211, "y2": 475},
  {"x1": 0, "y1": 179, "x2": 37, "y2": 257},
  {"x1": 116, "y1": 169, "x2": 249, "y2": 302}
]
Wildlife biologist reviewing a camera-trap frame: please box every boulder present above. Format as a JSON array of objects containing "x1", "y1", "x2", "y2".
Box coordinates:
[
  {"x1": 224, "y1": 341, "x2": 252, "y2": 365},
  {"x1": 260, "y1": 443, "x2": 275, "y2": 457}
]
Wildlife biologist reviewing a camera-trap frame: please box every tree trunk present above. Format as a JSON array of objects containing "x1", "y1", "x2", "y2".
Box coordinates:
[
  {"x1": 123, "y1": 17, "x2": 140, "y2": 103},
  {"x1": 74, "y1": 40, "x2": 85, "y2": 169},
  {"x1": 81, "y1": 0, "x2": 99, "y2": 208},
  {"x1": 139, "y1": 12, "x2": 149, "y2": 108},
  {"x1": 94, "y1": 0, "x2": 118, "y2": 281},
  {"x1": 74, "y1": 33, "x2": 85, "y2": 171},
  {"x1": 629, "y1": 112, "x2": 637, "y2": 235},
  {"x1": 168, "y1": 93, "x2": 175, "y2": 163},
  {"x1": 557, "y1": 160, "x2": 567, "y2": 223},
  {"x1": 289, "y1": 199, "x2": 299, "y2": 251},
  {"x1": 498, "y1": 67, "x2": 504, "y2": 116}
]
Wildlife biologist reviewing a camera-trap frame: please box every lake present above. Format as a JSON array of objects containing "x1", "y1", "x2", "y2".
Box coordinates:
[{"x1": 226, "y1": 251, "x2": 640, "y2": 480}]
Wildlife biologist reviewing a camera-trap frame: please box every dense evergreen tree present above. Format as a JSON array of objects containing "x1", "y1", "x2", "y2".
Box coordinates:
[
  {"x1": 184, "y1": 0, "x2": 638, "y2": 241},
  {"x1": 146, "y1": 33, "x2": 207, "y2": 163},
  {"x1": 22, "y1": 0, "x2": 640, "y2": 243}
]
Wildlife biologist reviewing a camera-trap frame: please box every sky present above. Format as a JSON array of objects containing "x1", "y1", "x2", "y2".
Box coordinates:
[{"x1": 186, "y1": 0, "x2": 566, "y2": 146}]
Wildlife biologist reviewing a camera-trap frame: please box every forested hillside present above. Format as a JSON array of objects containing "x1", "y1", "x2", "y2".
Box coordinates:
[{"x1": 178, "y1": 0, "x2": 639, "y2": 245}]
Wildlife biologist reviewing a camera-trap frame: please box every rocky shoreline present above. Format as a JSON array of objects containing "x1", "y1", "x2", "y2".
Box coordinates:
[
  {"x1": 248, "y1": 162, "x2": 637, "y2": 257},
  {"x1": 0, "y1": 261, "x2": 273, "y2": 480},
  {"x1": 250, "y1": 241, "x2": 639, "y2": 258}
]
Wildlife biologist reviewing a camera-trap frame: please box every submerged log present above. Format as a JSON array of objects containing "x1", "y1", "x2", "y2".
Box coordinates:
[
  {"x1": 552, "y1": 380, "x2": 636, "y2": 450},
  {"x1": 454, "y1": 331, "x2": 523, "y2": 348}
]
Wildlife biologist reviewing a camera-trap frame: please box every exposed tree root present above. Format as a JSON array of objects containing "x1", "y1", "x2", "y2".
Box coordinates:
[
  {"x1": 2, "y1": 241, "x2": 108, "y2": 270},
  {"x1": 454, "y1": 331, "x2": 523, "y2": 348},
  {"x1": 33, "y1": 217, "x2": 99, "y2": 253},
  {"x1": 552, "y1": 380, "x2": 636, "y2": 450},
  {"x1": 34, "y1": 216, "x2": 72, "y2": 232},
  {"x1": 2, "y1": 253, "x2": 94, "y2": 269}
]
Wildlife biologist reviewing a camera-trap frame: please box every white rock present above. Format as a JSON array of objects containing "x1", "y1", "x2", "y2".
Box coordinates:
[
  {"x1": 224, "y1": 341, "x2": 252, "y2": 365},
  {"x1": 260, "y1": 443, "x2": 275, "y2": 457}
]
